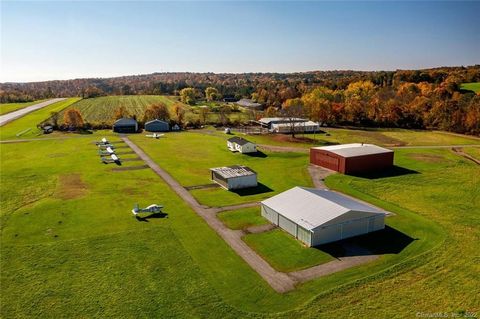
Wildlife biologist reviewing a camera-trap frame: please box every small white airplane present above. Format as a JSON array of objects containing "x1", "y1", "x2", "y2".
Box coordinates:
[
  {"x1": 132, "y1": 203, "x2": 163, "y2": 216},
  {"x1": 145, "y1": 133, "x2": 164, "y2": 139},
  {"x1": 95, "y1": 137, "x2": 109, "y2": 145},
  {"x1": 98, "y1": 143, "x2": 115, "y2": 149},
  {"x1": 100, "y1": 154, "x2": 121, "y2": 164},
  {"x1": 106, "y1": 146, "x2": 115, "y2": 154}
]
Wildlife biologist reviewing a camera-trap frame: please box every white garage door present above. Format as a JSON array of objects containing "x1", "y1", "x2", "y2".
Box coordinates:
[
  {"x1": 261, "y1": 205, "x2": 278, "y2": 225},
  {"x1": 278, "y1": 215, "x2": 297, "y2": 237}
]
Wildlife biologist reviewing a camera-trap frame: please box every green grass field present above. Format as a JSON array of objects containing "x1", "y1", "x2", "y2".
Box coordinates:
[
  {"x1": 218, "y1": 207, "x2": 269, "y2": 230},
  {"x1": 243, "y1": 127, "x2": 480, "y2": 148},
  {"x1": 460, "y1": 82, "x2": 480, "y2": 93},
  {"x1": 129, "y1": 132, "x2": 313, "y2": 207},
  {"x1": 0, "y1": 99, "x2": 47, "y2": 115},
  {"x1": 243, "y1": 229, "x2": 334, "y2": 272},
  {"x1": 2, "y1": 108, "x2": 478, "y2": 317},
  {"x1": 0, "y1": 98, "x2": 81, "y2": 140}
]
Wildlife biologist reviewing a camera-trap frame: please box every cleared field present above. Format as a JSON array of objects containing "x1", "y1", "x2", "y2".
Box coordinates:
[
  {"x1": 460, "y1": 82, "x2": 480, "y2": 93},
  {"x1": 0, "y1": 98, "x2": 81, "y2": 140},
  {"x1": 244, "y1": 127, "x2": 480, "y2": 148},
  {"x1": 58, "y1": 95, "x2": 183, "y2": 124},
  {"x1": 0, "y1": 99, "x2": 46, "y2": 115},
  {"x1": 218, "y1": 207, "x2": 269, "y2": 230},
  {"x1": 129, "y1": 132, "x2": 313, "y2": 207},
  {"x1": 1, "y1": 109, "x2": 475, "y2": 317},
  {"x1": 243, "y1": 229, "x2": 334, "y2": 272}
]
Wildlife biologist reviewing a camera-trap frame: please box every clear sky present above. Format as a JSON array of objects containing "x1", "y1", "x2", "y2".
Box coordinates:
[{"x1": 1, "y1": 1, "x2": 479, "y2": 82}]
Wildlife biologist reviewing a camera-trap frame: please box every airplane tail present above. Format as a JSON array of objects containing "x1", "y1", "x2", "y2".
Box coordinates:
[{"x1": 133, "y1": 203, "x2": 139, "y2": 212}]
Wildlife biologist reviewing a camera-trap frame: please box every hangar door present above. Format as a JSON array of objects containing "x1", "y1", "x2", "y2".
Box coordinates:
[
  {"x1": 261, "y1": 205, "x2": 279, "y2": 225},
  {"x1": 278, "y1": 215, "x2": 297, "y2": 237},
  {"x1": 315, "y1": 152, "x2": 340, "y2": 171}
]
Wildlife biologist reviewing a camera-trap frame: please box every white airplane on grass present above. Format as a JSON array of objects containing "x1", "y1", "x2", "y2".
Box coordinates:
[
  {"x1": 98, "y1": 143, "x2": 115, "y2": 149},
  {"x1": 132, "y1": 203, "x2": 163, "y2": 216},
  {"x1": 145, "y1": 133, "x2": 164, "y2": 139},
  {"x1": 95, "y1": 137, "x2": 109, "y2": 145},
  {"x1": 100, "y1": 154, "x2": 121, "y2": 164}
]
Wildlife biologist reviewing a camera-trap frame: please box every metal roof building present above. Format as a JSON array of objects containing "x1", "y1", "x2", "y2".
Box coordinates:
[
  {"x1": 145, "y1": 119, "x2": 169, "y2": 132},
  {"x1": 310, "y1": 143, "x2": 394, "y2": 174},
  {"x1": 210, "y1": 165, "x2": 257, "y2": 190},
  {"x1": 113, "y1": 118, "x2": 138, "y2": 133},
  {"x1": 261, "y1": 187, "x2": 386, "y2": 246}
]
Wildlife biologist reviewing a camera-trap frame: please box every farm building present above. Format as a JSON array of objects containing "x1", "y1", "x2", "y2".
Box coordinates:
[
  {"x1": 210, "y1": 165, "x2": 257, "y2": 190},
  {"x1": 261, "y1": 187, "x2": 386, "y2": 246},
  {"x1": 145, "y1": 119, "x2": 169, "y2": 132},
  {"x1": 310, "y1": 143, "x2": 394, "y2": 174},
  {"x1": 113, "y1": 118, "x2": 138, "y2": 133},
  {"x1": 236, "y1": 99, "x2": 263, "y2": 110},
  {"x1": 227, "y1": 136, "x2": 257, "y2": 153},
  {"x1": 258, "y1": 117, "x2": 308, "y2": 129},
  {"x1": 271, "y1": 120, "x2": 320, "y2": 134}
]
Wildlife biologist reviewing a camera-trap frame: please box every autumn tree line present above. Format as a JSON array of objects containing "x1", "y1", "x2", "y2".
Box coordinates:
[{"x1": 2, "y1": 65, "x2": 480, "y2": 134}]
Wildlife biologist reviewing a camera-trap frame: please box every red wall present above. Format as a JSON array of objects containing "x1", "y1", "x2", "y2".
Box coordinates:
[{"x1": 310, "y1": 149, "x2": 394, "y2": 174}]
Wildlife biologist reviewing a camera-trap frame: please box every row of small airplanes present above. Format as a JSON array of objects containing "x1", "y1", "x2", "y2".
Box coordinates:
[
  {"x1": 96, "y1": 137, "x2": 121, "y2": 164},
  {"x1": 96, "y1": 137, "x2": 164, "y2": 216}
]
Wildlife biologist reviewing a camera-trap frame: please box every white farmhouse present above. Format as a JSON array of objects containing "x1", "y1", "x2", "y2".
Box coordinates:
[{"x1": 227, "y1": 136, "x2": 257, "y2": 154}]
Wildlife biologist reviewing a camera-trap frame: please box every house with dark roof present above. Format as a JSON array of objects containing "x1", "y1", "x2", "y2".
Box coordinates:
[{"x1": 227, "y1": 136, "x2": 257, "y2": 154}]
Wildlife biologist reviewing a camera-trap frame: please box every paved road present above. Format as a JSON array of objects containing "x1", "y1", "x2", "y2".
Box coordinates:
[
  {"x1": 122, "y1": 136, "x2": 297, "y2": 293},
  {"x1": 0, "y1": 98, "x2": 66, "y2": 127}
]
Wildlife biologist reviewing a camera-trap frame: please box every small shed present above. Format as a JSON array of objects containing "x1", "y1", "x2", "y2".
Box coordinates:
[
  {"x1": 113, "y1": 118, "x2": 138, "y2": 133},
  {"x1": 310, "y1": 143, "x2": 394, "y2": 174},
  {"x1": 210, "y1": 165, "x2": 257, "y2": 190},
  {"x1": 227, "y1": 136, "x2": 257, "y2": 154},
  {"x1": 145, "y1": 119, "x2": 169, "y2": 132},
  {"x1": 261, "y1": 187, "x2": 386, "y2": 246}
]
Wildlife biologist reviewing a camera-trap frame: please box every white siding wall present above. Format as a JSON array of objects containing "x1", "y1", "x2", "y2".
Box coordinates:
[
  {"x1": 239, "y1": 143, "x2": 257, "y2": 153},
  {"x1": 297, "y1": 226, "x2": 312, "y2": 246},
  {"x1": 311, "y1": 214, "x2": 385, "y2": 246},
  {"x1": 227, "y1": 174, "x2": 257, "y2": 190},
  {"x1": 278, "y1": 215, "x2": 297, "y2": 237},
  {"x1": 261, "y1": 205, "x2": 279, "y2": 225}
]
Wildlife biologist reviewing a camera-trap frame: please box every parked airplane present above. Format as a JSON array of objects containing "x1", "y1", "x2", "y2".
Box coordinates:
[
  {"x1": 100, "y1": 154, "x2": 121, "y2": 164},
  {"x1": 98, "y1": 143, "x2": 115, "y2": 149},
  {"x1": 145, "y1": 133, "x2": 164, "y2": 139},
  {"x1": 95, "y1": 137, "x2": 109, "y2": 145},
  {"x1": 106, "y1": 146, "x2": 115, "y2": 154},
  {"x1": 132, "y1": 203, "x2": 163, "y2": 216}
]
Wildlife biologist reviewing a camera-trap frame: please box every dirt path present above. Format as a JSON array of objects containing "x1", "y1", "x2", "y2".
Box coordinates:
[
  {"x1": 122, "y1": 136, "x2": 296, "y2": 293},
  {"x1": 308, "y1": 164, "x2": 335, "y2": 189},
  {"x1": 451, "y1": 147, "x2": 480, "y2": 165},
  {"x1": 0, "y1": 98, "x2": 66, "y2": 126},
  {"x1": 257, "y1": 144, "x2": 308, "y2": 153},
  {"x1": 210, "y1": 201, "x2": 260, "y2": 213}
]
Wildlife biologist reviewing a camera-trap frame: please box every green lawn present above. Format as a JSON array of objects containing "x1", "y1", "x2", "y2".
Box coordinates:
[
  {"x1": 2, "y1": 107, "x2": 477, "y2": 317},
  {"x1": 0, "y1": 98, "x2": 81, "y2": 140},
  {"x1": 0, "y1": 99, "x2": 47, "y2": 115},
  {"x1": 460, "y1": 82, "x2": 480, "y2": 93},
  {"x1": 129, "y1": 131, "x2": 313, "y2": 207},
  {"x1": 218, "y1": 207, "x2": 269, "y2": 230},
  {"x1": 244, "y1": 127, "x2": 480, "y2": 148},
  {"x1": 243, "y1": 229, "x2": 334, "y2": 272}
]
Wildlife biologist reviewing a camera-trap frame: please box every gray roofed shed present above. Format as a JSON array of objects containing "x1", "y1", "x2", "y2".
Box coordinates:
[{"x1": 145, "y1": 119, "x2": 169, "y2": 132}]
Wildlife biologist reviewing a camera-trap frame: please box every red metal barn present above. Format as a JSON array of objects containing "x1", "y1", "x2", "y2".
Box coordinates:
[{"x1": 310, "y1": 143, "x2": 394, "y2": 174}]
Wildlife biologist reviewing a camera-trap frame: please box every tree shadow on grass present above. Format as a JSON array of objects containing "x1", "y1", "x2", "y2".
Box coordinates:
[
  {"x1": 231, "y1": 183, "x2": 274, "y2": 196},
  {"x1": 135, "y1": 212, "x2": 168, "y2": 222},
  {"x1": 349, "y1": 165, "x2": 419, "y2": 179},
  {"x1": 245, "y1": 150, "x2": 268, "y2": 158},
  {"x1": 314, "y1": 226, "x2": 417, "y2": 257}
]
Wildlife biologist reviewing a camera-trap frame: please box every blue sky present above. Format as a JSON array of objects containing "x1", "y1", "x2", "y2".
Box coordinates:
[{"x1": 1, "y1": 1, "x2": 479, "y2": 82}]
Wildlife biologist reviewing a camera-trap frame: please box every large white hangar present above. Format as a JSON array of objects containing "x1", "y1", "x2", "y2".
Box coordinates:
[{"x1": 261, "y1": 187, "x2": 386, "y2": 246}]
